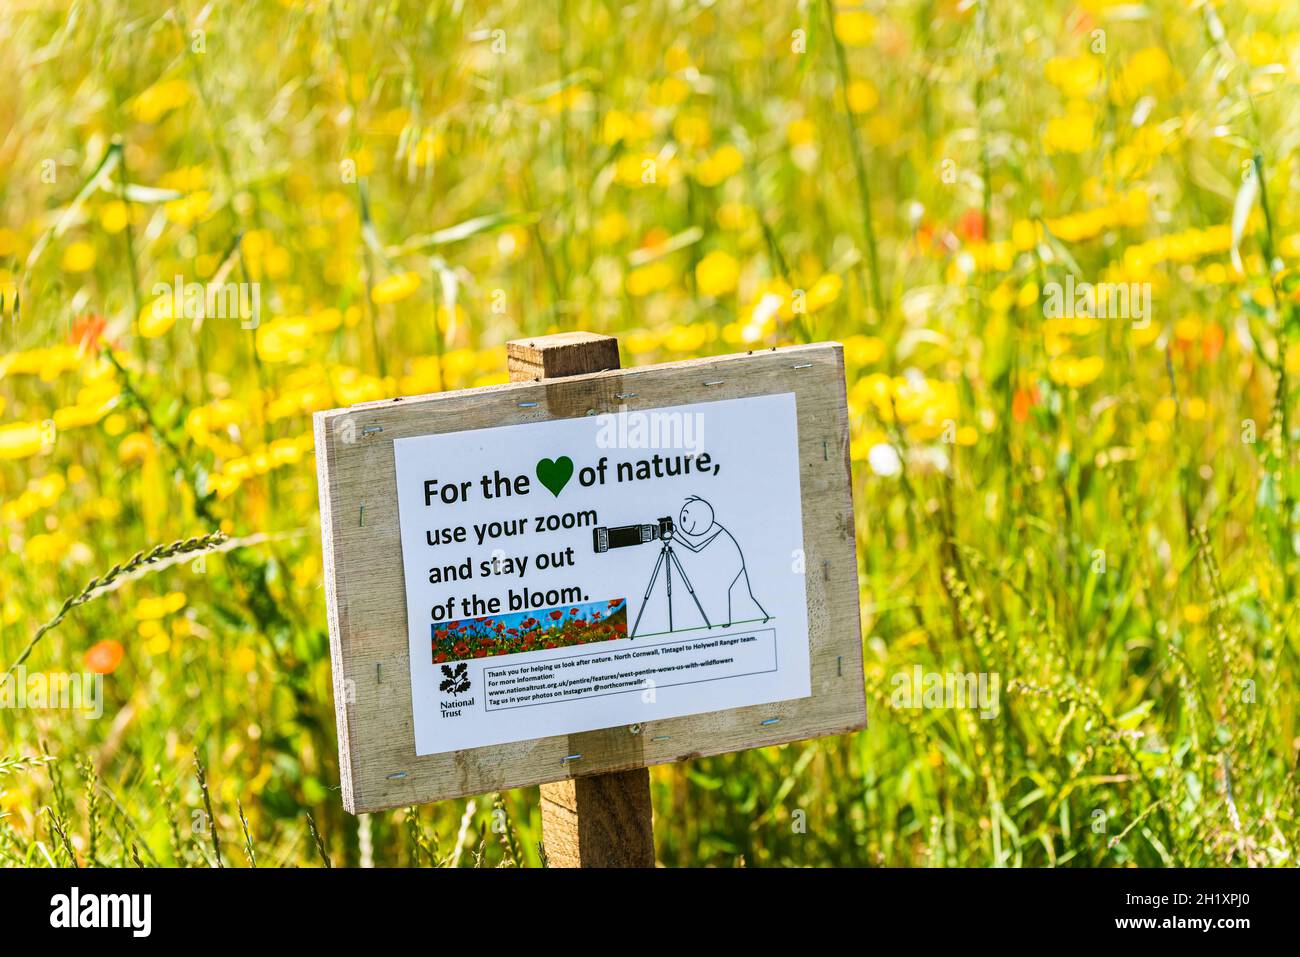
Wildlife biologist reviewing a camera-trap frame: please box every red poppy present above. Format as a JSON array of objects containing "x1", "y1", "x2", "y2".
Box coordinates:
[
  {"x1": 1202, "y1": 322, "x2": 1225, "y2": 362},
  {"x1": 1012, "y1": 386, "x2": 1039, "y2": 424},
  {"x1": 69, "y1": 313, "x2": 108, "y2": 350},
  {"x1": 85, "y1": 639, "x2": 124, "y2": 674},
  {"x1": 958, "y1": 209, "x2": 985, "y2": 242},
  {"x1": 549, "y1": 610, "x2": 563, "y2": 621}
]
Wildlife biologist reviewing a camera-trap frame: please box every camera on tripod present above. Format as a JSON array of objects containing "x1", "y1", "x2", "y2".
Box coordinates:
[
  {"x1": 592, "y1": 514, "x2": 711, "y2": 637},
  {"x1": 592, "y1": 516, "x2": 674, "y2": 553}
]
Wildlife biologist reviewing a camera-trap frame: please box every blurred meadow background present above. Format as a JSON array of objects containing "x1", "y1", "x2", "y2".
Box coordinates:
[{"x1": 2, "y1": 0, "x2": 1299, "y2": 867}]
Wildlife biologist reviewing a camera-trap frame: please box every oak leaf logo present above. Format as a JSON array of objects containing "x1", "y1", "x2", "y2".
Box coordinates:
[{"x1": 440, "y1": 662, "x2": 470, "y2": 695}]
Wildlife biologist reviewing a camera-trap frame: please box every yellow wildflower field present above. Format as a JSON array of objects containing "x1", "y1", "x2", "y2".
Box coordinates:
[{"x1": 1, "y1": 0, "x2": 1298, "y2": 868}]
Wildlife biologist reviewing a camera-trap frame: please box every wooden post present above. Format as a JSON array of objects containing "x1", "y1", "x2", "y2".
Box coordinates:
[{"x1": 506, "y1": 331, "x2": 656, "y2": 868}]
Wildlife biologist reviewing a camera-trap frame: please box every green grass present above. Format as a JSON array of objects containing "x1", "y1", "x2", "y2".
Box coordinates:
[{"x1": 1, "y1": 0, "x2": 1298, "y2": 867}]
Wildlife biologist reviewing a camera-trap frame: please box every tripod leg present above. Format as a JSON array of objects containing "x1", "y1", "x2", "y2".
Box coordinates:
[
  {"x1": 664, "y1": 545, "x2": 673, "y2": 633},
  {"x1": 631, "y1": 547, "x2": 667, "y2": 638},
  {"x1": 667, "y1": 546, "x2": 712, "y2": 629}
]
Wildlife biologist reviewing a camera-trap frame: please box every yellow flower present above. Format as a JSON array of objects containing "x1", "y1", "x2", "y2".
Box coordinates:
[
  {"x1": 594, "y1": 211, "x2": 629, "y2": 245},
  {"x1": 53, "y1": 399, "x2": 110, "y2": 430},
  {"x1": 408, "y1": 131, "x2": 445, "y2": 167},
  {"x1": 787, "y1": 118, "x2": 816, "y2": 149},
  {"x1": 131, "y1": 78, "x2": 190, "y2": 123},
  {"x1": 348, "y1": 148, "x2": 375, "y2": 177},
  {"x1": 1113, "y1": 46, "x2": 1173, "y2": 102},
  {"x1": 139, "y1": 295, "x2": 176, "y2": 338},
  {"x1": 664, "y1": 45, "x2": 692, "y2": 73},
  {"x1": 100, "y1": 201, "x2": 130, "y2": 233},
  {"x1": 136, "y1": 591, "x2": 187, "y2": 621},
  {"x1": 695, "y1": 145, "x2": 744, "y2": 187},
  {"x1": 618, "y1": 151, "x2": 680, "y2": 188},
  {"x1": 602, "y1": 110, "x2": 653, "y2": 146},
  {"x1": 695, "y1": 251, "x2": 740, "y2": 298},
  {"x1": 1174, "y1": 315, "x2": 1203, "y2": 342},
  {"x1": 25, "y1": 533, "x2": 70, "y2": 564},
  {"x1": 1016, "y1": 281, "x2": 1039, "y2": 309},
  {"x1": 0, "y1": 421, "x2": 50, "y2": 459},
  {"x1": 1045, "y1": 55, "x2": 1101, "y2": 98},
  {"x1": 256, "y1": 316, "x2": 316, "y2": 363},
  {"x1": 842, "y1": 335, "x2": 885, "y2": 367},
  {"x1": 371, "y1": 271, "x2": 421, "y2": 304},
  {"x1": 145, "y1": 631, "x2": 171, "y2": 655},
  {"x1": 1184, "y1": 603, "x2": 1208, "y2": 624},
  {"x1": 0, "y1": 345, "x2": 83, "y2": 379},
  {"x1": 158, "y1": 166, "x2": 206, "y2": 192},
  {"x1": 1133, "y1": 321, "x2": 1163, "y2": 346},
  {"x1": 1048, "y1": 355, "x2": 1104, "y2": 388},
  {"x1": 61, "y1": 241, "x2": 97, "y2": 273},
  {"x1": 834, "y1": 11, "x2": 876, "y2": 46},
  {"x1": 1011, "y1": 219, "x2": 1041, "y2": 251},
  {"x1": 1044, "y1": 100, "x2": 1096, "y2": 154},
  {"x1": 1, "y1": 474, "x2": 64, "y2": 522},
  {"x1": 846, "y1": 80, "x2": 879, "y2": 113},
  {"x1": 716, "y1": 202, "x2": 755, "y2": 231},
  {"x1": 233, "y1": 647, "x2": 257, "y2": 673},
  {"x1": 626, "y1": 261, "x2": 674, "y2": 297},
  {"x1": 663, "y1": 324, "x2": 712, "y2": 352},
  {"x1": 673, "y1": 110, "x2": 711, "y2": 149},
  {"x1": 650, "y1": 76, "x2": 691, "y2": 107},
  {"x1": 804, "y1": 273, "x2": 843, "y2": 313},
  {"x1": 902, "y1": 384, "x2": 960, "y2": 434},
  {"x1": 118, "y1": 432, "x2": 153, "y2": 462},
  {"x1": 163, "y1": 191, "x2": 212, "y2": 226}
]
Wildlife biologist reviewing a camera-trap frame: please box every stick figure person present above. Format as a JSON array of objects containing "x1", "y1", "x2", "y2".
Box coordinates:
[{"x1": 669, "y1": 495, "x2": 770, "y2": 627}]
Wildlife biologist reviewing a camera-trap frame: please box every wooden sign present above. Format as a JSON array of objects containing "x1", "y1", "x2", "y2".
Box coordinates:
[{"x1": 315, "y1": 340, "x2": 865, "y2": 815}]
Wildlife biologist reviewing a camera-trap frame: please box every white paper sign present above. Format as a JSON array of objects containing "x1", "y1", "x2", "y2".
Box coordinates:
[{"x1": 392, "y1": 392, "x2": 810, "y2": 755}]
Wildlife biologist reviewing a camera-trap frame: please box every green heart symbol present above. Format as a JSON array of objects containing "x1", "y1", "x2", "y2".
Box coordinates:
[{"x1": 535, "y1": 456, "x2": 574, "y2": 497}]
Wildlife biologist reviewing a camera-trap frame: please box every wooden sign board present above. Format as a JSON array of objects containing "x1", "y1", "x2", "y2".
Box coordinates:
[{"x1": 315, "y1": 342, "x2": 865, "y2": 814}]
